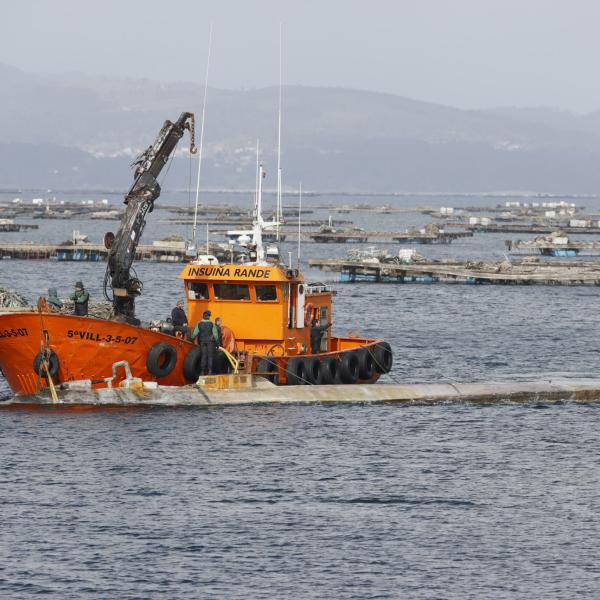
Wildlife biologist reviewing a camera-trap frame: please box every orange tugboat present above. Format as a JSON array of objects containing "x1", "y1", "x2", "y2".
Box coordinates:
[{"x1": 0, "y1": 112, "x2": 392, "y2": 398}]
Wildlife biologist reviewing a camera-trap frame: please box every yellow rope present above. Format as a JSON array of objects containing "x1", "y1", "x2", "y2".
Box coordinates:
[
  {"x1": 43, "y1": 359, "x2": 59, "y2": 403},
  {"x1": 218, "y1": 347, "x2": 239, "y2": 374}
]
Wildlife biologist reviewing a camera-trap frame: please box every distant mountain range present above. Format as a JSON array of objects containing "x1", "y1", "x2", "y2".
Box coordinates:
[{"x1": 2, "y1": 62, "x2": 600, "y2": 194}]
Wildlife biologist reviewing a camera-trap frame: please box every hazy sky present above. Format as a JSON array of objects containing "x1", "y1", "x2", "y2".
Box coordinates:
[{"x1": 3, "y1": 0, "x2": 600, "y2": 112}]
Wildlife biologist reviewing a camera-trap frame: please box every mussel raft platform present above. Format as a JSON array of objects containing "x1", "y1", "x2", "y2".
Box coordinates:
[
  {"x1": 0, "y1": 242, "x2": 233, "y2": 262},
  {"x1": 0, "y1": 222, "x2": 38, "y2": 232},
  {"x1": 454, "y1": 223, "x2": 600, "y2": 235},
  {"x1": 4, "y1": 376, "x2": 600, "y2": 407},
  {"x1": 303, "y1": 230, "x2": 472, "y2": 244},
  {"x1": 309, "y1": 258, "x2": 600, "y2": 285}
]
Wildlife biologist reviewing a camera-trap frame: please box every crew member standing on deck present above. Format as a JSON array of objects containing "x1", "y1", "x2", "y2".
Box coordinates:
[
  {"x1": 192, "y1": 310, "x2": 218, "y2": 375},
  {"x1": 47, "y1": 288, "x2": 63, "y2": 311},
  {"x1": 70, "y1": 281, "x2": 89, "y2": 316},
  {"x1": 310, "y1": 317, "x2": 331, "y2": 354},
  {"x1": 214, "y1": 317, "x2": 223, "y2": 349},
  {"x1": 171, "y1": 300, "x2": 188, "y2": 337}
]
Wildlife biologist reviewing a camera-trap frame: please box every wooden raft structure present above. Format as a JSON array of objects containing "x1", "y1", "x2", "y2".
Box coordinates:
[
  {"x1": 224, "y1": 230, "x2": 471, "y2": 244},
  {"x1": 0, "y1": 242, "x2": 230, "y2": 262},
  {"x1": 0, "y1": 223, "x2": 39, "y2": 232},
  {"x1": 304, "y1": 230, "x2": 473, "y2": 244},
  {"x1": 309, "y1": 258, "x2": 600, "y2": 285},
  {"x1": 506, "y1": 239, "x2": 600, "y2": 254},
  {"x1": 450, "y1": 223, "x2": 600, "y2": 235}
]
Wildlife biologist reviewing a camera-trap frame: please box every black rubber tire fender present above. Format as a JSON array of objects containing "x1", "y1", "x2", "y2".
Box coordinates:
[
  {"x1": 338, "y1": 351, "x2": 359, "y2": 384},
  {"x1": 146, "y1": 342, "x2": 178, "y2": 378},
  {"x1": 372, "y1": 342, "x2": 393, "y2": 374},
  {"x1": 256, "y1": 357, "x2": 279, "y2": 384},
  {"x1": 355, "y1": 347, "x2": 375, "y2": 380},
  {"x1": 317, "y1": 356, "x2": 338, "y2": 385},
  {"x1": 302, "y1": 356, "x2": 321, "y2": 385},
  {"x1": 33, "y1": 350, "x2": 59, "y2": 378},
  {"x1": 285, "y1": 357, "x2": 307, "y2": 385},
  {"x1": 214, "y1": 350, "x2": 233, "y2": 375},
  {"x1": 182, "y1": 346, "x2": 203, "y2": 382}
]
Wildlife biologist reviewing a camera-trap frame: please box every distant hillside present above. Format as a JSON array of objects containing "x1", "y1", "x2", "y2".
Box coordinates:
[{"x1": 2, "y1": 63, "x2": 600, "y2": 193}]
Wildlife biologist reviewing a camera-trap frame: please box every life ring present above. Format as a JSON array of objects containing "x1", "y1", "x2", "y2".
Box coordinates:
[
  {"x1": 146, "y1": 342, "x2": 178, "y2": 378},
  {"x1": 304, "y1": 303, "x2": 315, "y2": 327},
  {"x1": 33, "y1": 350, "x2": 59, "y2": 378}
]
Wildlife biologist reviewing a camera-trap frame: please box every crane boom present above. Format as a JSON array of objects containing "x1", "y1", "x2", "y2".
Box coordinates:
[{"x1": 104, "y1": 112, "x2": 197, "y2": 321}]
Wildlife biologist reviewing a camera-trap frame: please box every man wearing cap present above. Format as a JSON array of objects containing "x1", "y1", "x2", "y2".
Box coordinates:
[
  {"x1": 70, "y1": 281, "x2": 90, "y2": 316},
  {"x1": 191, "y1": 310, "x2": 218, "y2": 375}
]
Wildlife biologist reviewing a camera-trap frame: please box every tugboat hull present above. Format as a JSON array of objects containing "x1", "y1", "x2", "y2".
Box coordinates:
[
  {"x1": 0, "y1": 313, "x2": 195, "y2": 396},
  {"x1": 0, "y1": 312, "x2": 391, "y2": 397}
]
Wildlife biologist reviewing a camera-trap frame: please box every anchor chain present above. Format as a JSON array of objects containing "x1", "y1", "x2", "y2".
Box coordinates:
[{"x1": 188, "y1": 114, "x2": 198, "y2": 154}]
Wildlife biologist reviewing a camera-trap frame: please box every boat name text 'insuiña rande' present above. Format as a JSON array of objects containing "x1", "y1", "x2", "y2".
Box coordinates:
[{"x1": 188, "y1": 267, "x2": 271, "y2": 278}]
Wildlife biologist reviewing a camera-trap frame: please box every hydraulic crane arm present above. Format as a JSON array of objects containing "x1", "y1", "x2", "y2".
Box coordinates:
[{"x1": 104, "y1": 112, "x2": 197, "y2": 321}]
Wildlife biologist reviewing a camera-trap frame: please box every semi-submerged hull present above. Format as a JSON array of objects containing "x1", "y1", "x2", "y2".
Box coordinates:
[
  {"x1": 6, "y1": 377, "x2": 600, "y2": 409},
  {"x1": 0, "y1": 312, "x2": 387, "y2": 397}
]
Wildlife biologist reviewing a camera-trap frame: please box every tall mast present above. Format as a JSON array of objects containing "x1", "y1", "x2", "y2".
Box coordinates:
[
  {"x1": 190, "y1": 23, "x2": 213, "y2": 253},
  {"x1": 252, "y1": 141, "x2": 265, "y2": 263},
  {"x1": 297, "y1": 181, "x2": 302, "y2": 268},
  {"x1": 276, "y1": 22, "x2": 283, "y2": 240},
  {"x1": 254, "y1": 139, "x2": 260, "y2": 219}
]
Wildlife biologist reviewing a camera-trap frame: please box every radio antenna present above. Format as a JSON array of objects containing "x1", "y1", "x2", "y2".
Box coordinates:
[
  {"x1": 297, "y1": 182, "x2": 302, "y2": 268},
  {"x1": 190, "y1": 22, "x2": 213, "y2": 253},
  {"x1": 276, "y1": 22, "x2": 284, "y2": 241}
]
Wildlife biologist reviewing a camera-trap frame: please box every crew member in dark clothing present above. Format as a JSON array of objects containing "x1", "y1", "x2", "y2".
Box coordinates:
[
  {"x1": 70, "y1": 281, "x2": 89, "y2": 316},
  {"x1": 310, "y1": 318, "x2": 332, "y2": 354},
  {"x1": 47, "y1": 288, "x2": 63, "y2": 311},
  {"x1": 192, "y1": 310, "x2": 218, "y2": 375},
  {"x1": 171, "y1": 300, "x2": 188, "y2": 336}
]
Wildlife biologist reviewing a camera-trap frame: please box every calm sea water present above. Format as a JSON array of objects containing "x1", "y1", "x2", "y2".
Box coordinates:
[{"x1": 1, "y1": 191, "x2": 600, "y2": 597}]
